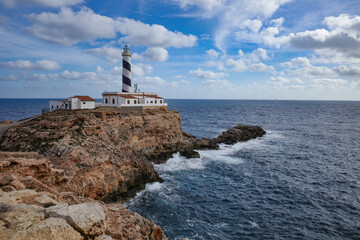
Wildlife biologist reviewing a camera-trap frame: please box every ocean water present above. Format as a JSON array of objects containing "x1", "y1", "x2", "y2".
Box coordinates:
[
  {"x1": 126, "y1": 100, "x2": 360, "y2": 240},
  {"x1": 1, "y1": 99, "x2": 360, "y2": 239}
]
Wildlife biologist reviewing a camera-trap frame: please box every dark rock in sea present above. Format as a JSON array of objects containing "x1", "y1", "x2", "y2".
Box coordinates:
[
  {"x1": 214, "y1": 124, "x2": 266, "y2": 145},
  {"x1": 179, "y1": 149, "x2": 200, "y2": 159}
]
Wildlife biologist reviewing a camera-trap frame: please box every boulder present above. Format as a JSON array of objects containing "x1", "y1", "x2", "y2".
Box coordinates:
[
  {"x1": 12, "y1": 217, "x2": 83, "y2": 240},
  {"x1": 46, "y1": 202, "x2": 107, "y2": 236}
]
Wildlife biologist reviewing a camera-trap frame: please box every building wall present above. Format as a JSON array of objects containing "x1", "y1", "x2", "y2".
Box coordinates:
[
  {"x1": 49, "y1": 98, "x2": 95, "y2": 111},
  {"x1": 79, "y1": 101, "x2": 96, "y2": 109},
  {"x1": 71, "y1": 98, "x2": 79, "y2": 109},
  {"x1": 101, "y1": 94, "x2": 165, "y2": 108},
  {"x1": 49, "y1": 101, "x2": 63, "y2": 112}
]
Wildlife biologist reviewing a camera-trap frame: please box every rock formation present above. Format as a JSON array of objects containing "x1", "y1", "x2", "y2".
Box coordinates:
[
  {"x1": 0, "y1": 188, "x2": 167, "y2": 240},
  {"x1": 0, "y1": 107, "x2": 265, "y2": 239},
  {"x1": 0, "y1": 108, "x2": 182, "y2": 201}
]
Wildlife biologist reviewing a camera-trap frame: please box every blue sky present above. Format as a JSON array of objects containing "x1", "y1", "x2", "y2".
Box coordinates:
[{"x1": 0, "y1": 0, "x2": 360, "y2": 100}]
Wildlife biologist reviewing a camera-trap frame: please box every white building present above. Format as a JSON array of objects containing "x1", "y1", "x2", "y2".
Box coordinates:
[
  {"x1": 49, "y1": 96, "x2": 95, "y2": 112},
  {"x1": 101, "y1": 92, "x2": 167, "y2": 108}
]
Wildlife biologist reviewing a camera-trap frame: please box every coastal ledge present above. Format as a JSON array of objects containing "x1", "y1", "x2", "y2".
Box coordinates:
[{"x1": 0, "y1": 107, "x2": 265, "y2": 239}]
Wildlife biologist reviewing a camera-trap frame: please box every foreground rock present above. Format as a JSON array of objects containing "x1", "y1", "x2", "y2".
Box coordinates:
[{"x1": 0, "y1": 188, "x2": 167, "y2": 240}]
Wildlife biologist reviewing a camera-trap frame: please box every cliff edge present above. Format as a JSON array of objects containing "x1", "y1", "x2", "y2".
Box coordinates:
[{"x1": 0, "y1": 107, "x2": 184, "y2": 201}]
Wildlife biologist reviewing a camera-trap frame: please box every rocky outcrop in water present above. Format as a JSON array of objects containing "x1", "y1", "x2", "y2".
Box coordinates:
[{"x1": 145, "y1": 124, "x2": 266, "y2": 162}]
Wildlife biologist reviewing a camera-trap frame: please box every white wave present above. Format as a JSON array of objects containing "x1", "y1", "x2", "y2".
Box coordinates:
[
  {"x1": 155, "y1": 153, "x2": 206, "y2": 172},
  {"x1": 249, "y1": 221, "x2": 259, "y2": 228},
  {"x1": 198, "y1": 144, "x2": 244, "y2": 165},
  {"x1": 145, "y1": 181, "x2": 163, "y2": 192},
  {"x1": 155, "y1": 131, "x2": 283, "y2": 170}
]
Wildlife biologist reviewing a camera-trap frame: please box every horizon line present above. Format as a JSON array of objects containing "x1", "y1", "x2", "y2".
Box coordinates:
[{"x1": 0, "y1": 98, "x2": 359, "y2": 102}]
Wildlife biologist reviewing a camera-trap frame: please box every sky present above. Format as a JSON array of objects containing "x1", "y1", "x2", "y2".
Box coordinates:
[{"x1": 0, "y1": 0, "x2": 360, "y2": 100}]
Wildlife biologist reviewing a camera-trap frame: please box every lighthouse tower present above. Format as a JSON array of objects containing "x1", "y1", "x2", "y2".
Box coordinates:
[
  {"x1": 122, "y1": 44, "x2": 132, "y2": 92},
  {"x1": 101, "y1": 44, "x2": 167, "y2": 109}
]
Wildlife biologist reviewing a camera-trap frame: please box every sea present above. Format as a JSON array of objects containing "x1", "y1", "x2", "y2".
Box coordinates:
[{"x1": 1, "y1": 99, "x2": 359, "y2": 240}]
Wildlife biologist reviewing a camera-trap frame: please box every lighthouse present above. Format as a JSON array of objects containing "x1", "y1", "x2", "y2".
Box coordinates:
[
  {"x1": 101, "y1": 44, "x2": 167, "y2": 109},
  {"x1": 122, "y1": 44, "x2": 132, "y2": 92}
]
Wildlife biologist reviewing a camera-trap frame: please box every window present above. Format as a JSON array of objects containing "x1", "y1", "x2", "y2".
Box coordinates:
[
  {"x1": 57, "y1": 106, "x2": 58, "y2": 109},
  {"x1": 52, "y1": 105, "x2": 54, "y2": 109},
  {"x1": 127, "y1": 100, "x2": 130, "y2": 104},
  {"x1": 83, "y1": 102, "x2": 86, "y2": 104},
  {"x1": 155, "y1": 100, "x2": 157, "y2": 104},
  {"x1": 112, "y1": 99, "x2": 115, "y2": 104},
  {"x1": 134, "y1": 100, "x2": 136, "y2": 104},
  {"x1": 150, "y1": 101, "x2": 153, "y2": 103},
  {"x1": 160, "y1": 100, "x2": 162, "y2": 103},
  {"x1": 105, "y1": 98, "x2": 108, "y2": 104}
]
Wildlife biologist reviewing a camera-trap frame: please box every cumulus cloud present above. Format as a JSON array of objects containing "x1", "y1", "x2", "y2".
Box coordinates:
[
  {"x1": 226, "y1": 58, "x2": 247, "y2": 72},
  {"x1": 189, "y1": 68, "x2": 227, "y2": 79},
  {"x1": 0, "y1": 0, "x2": 83, "y2": 8},
  {"x1": 239, "y1": 19, "x2": 263, "y2": 33},
  {"x1": 131, "y1": 63, "x2": 153, "y2": 76},
  {"x1": 281, "y1": 57, "x2": 335, "y2": 78},
  {"x1": 288, "y1": 14, "x2": 360, "y2": 63},
  {"x1": 334, "y1": 65, "x2": 360, "y2": 76},
  {"x1": 133, "y1": 47, "x2": 169, "y2": 62},
  {"x1": 281, "y1": 57, "x2": 312, "y2": 68},
  {"x1": 249, "y1": 63, "x2": 274, "y2": 72},
  {"x1": 134, "y1": 76, "x2": 178, "y2": 87},
  {"x1": 249, "y1": 48, "x2": 270, "y2": 61},
  {"x1": 234, "y1": 18, "x2": 288, "y2": 48},
  {"x1": 226, "y1": 48, "x2": 273, "y2": 72},
  {"x1": 211, "y1": 0, "x2": 292, "y2": 51},
  {"x1": 0, "y1": 60, "x2": 60, "y2": 70},
  {"x1": 25, "y1": 7, "x2": 197, "y2": 48},
  {"x1": 270, "y1": 76, "x2": 302, "y2": 85},
  {"x1": 204, "y1": 60, "x2": 226, "y2": 71},
  {"x1": 117, "y1": 18, "x2": 197, "y2": 48},
  {"x1": 206, "y1": 49, "x2": 220, "y2": 58},
  {"x1": 26, "y1": 8, "x2": 117, "y2": 45}
]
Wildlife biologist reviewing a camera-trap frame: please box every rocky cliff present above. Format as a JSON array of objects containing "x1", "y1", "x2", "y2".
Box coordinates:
[
  {"x1": 0, "y1": 107, "x2": 184, "y2": 201},
  {"x1": 0, "y1": 107, "x2": 266, "y2": 239}
]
